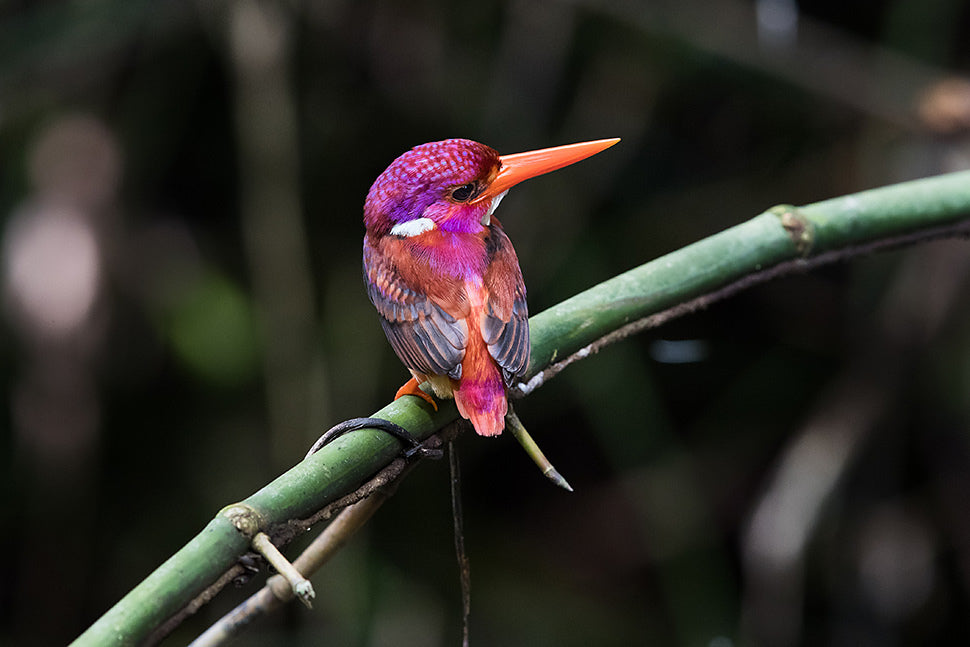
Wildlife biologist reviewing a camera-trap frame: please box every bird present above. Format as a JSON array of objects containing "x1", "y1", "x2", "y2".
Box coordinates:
[{"x1": 363, "y1": 137, "x2": 619, "y2": 437}]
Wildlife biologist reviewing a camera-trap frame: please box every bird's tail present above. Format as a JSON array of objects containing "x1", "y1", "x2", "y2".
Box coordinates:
[{"x1": 454, "y1": 362, "x2": 507, "y2": 437}]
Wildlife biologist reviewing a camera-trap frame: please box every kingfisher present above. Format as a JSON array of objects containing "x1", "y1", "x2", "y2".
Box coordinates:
[{"x1": 363, "y1": 137, "x2": 619, "y2": 438}]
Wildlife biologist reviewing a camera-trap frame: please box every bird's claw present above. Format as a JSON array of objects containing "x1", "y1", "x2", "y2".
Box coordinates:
[
  {"x1": 395, "y1": 377, "x2": 439, "y2": 411},
  {"x1": 305, "y1": 417, "x2": 442, "y2": 461}
]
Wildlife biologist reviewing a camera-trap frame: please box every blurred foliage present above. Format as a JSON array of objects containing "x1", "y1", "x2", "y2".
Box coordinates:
[
  {"x1": 167, "y1": 270, "x2": 260, "y2": 387},
  {"x1": 2, "y1": 0, "x2": 970, "y2": 645}
]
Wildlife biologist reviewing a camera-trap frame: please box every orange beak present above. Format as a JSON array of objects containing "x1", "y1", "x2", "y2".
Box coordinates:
[{"x1": 473, "y1": 137, "x2": 620, "y2": 203}]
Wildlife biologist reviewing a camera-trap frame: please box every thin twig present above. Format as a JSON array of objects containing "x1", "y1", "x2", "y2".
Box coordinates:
[
  {"x1": 506, "y1": 409, "x2": 573, "y2": 491},
  {"x1": 450, "y1": 440, "x2": 472, "y2": 647},
  {"x1": 251, "y1": 533, "x2": 315, "y2": 608}
]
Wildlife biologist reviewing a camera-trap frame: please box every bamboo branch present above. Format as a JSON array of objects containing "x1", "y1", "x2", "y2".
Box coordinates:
[
  {"x1": 187, "y1": 479, "x2": 399, "y2": 646},
  {"x1": 72, "y1": 169, "x2": 970, "y2": 646}
]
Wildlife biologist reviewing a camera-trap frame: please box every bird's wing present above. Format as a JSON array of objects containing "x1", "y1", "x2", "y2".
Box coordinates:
[
  {"x1": 481, "y1": 224, "x2": 530, "y2": 381},
  {"x1": 363, "y1": 236, "x2": 468, "y2": 379}
]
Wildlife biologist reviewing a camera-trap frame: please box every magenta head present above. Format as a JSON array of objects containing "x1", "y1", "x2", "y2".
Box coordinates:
[{"x1": 363, "y1": 139, "x2": 500, "y2": 235}]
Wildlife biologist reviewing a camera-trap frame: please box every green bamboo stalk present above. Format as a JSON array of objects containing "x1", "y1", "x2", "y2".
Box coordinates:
[
  {"x1": 72, "y1": 169, "x2": 970, "y2": 646},
  {"x1": 524, "y1": 170, "x2": 970, "y2": 377}
]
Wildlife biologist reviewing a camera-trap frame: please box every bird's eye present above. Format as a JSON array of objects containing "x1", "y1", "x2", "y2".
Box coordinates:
[{"x1": 450, "y1": 182, "x2": 477, "y2": 202}]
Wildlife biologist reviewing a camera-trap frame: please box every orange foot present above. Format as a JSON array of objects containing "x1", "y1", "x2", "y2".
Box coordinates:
[{"x1": 395, "y1": 377, "x2": 438, "y2": 411}]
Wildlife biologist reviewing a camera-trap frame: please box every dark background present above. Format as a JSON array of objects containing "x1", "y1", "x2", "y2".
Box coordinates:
[{"x1": 2, "y1": 0, "x2": 970, "y2": 645}]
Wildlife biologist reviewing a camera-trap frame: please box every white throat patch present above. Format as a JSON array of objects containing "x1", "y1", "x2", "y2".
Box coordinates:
[
  {"x1": 390, "y1": 217, "x2": 436, "y2": 237},
  {"x1": 480, "y1": 190, "x2": 509, "y2": 227}
]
